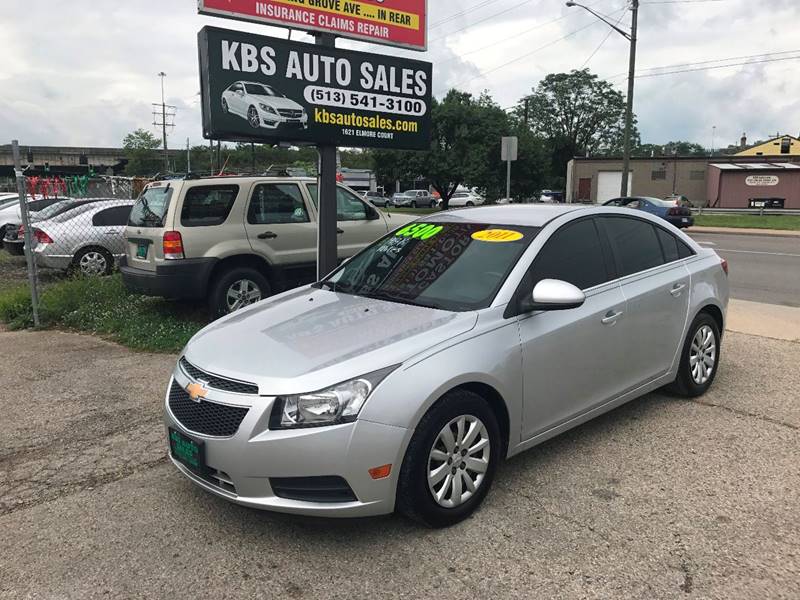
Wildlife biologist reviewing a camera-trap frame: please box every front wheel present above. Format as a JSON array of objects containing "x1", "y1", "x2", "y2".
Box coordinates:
[
  {"x1": 466, "y1": 201, "x2": 475, "y2": 207},
  {"x1": 411, "y1": 200, "x2": 417, "y2": 208},
  {"x1": 397, "y1": 389, "x2": 501, "y2": 528},
  {"x1": 667, "y1": 312, "x2": 721, "y2": 397},
  {"x1": 247, "y1": 105, "x2": 260, "y2": 129}
]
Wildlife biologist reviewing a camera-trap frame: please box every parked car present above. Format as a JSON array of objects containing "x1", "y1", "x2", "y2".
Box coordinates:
[
  {"x1": 363, "y1": 191, "x2": 390, "y2": 207},
  {"x1": 165, "y1": 204, "x2": 728, "y2": 527},
  {"x1": 31, "y1": 200, "x2": 134, "y2": 275},
  {"x1": 448, "y1": 191, "x2": 485, "y2": 207},
  {"x1": 392, "y1": 190, "x2": 436, "y2": 208},
  {"x1": 2, "y1": 198, "x2": 96, "y2": 255},
  {"x1": 664, "y1": 194, "x2": 692, "y2": 207},
  {"x1": 221, "y1": 81, "x2": 308, "y2": 130},
  {"x1": 495, "y1": 197, "x2": 514, "y2": 205},
  {"x1": 603, "y1": 196, "x2": 694, "y2": 228},
  {"x1": 539, "y1": 190, "x2": 565, "y2": 203},
  {"x1": 120, "y1": 176, "x2": 415, "y2": 318}
]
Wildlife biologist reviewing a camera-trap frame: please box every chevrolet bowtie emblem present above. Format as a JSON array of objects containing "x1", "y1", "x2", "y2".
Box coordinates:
[{"x1": 186, "y1": 381, "x2": 209, "y2": 403}]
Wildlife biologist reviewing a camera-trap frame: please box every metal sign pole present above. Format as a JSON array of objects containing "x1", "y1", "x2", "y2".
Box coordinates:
[
  {"x1": 11, "y1": 140, "x2": 40, "y2": 326},
  {"x1": 506, "y1": 159, "x2": 511, "y2": 202},
  {"x1": 316, "y1": 32, "x2": 339, "y2": 280}
]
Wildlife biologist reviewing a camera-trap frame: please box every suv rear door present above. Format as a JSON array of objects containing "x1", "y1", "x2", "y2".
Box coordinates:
[
  {"x1": 243, "y1": 180, "x2": 317, "y2": 267},
  {"x1": 125, "y1": 182, "x2": 175, "y2": 272}
]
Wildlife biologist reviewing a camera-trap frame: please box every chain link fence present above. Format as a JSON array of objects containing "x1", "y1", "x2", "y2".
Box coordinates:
[{"x1": 2, "y1": 141, "x2": 149, "y2": 322}]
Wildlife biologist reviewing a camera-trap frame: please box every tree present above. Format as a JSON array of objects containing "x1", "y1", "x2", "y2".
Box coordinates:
[
  {"x1": 517, "y1": 69, "x2": 639, "y2": 176},
  {"x1": 373, "y1": 90, "x2": 512, "y2": 209},
  {"x1": 122, "y1": 129, "x2": 162, "y2": 176}
]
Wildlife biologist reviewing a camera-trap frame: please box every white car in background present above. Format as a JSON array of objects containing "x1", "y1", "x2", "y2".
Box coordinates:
[
  {"x1": 449, "y1": 191, "x2": 485, "y2": 207},
  {"x1": 222, "y1": 81, "x2": 308, "y2": 130}
]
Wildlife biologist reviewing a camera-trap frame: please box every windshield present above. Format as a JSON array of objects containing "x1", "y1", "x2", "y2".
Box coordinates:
[
  {"x1": 317, "y1": 221, "x2": 539, "y2": 311},
  {"x1": 128, "y1": 186, "x2": 172, "y2": 228},
  {"x1": 245, "y1": 83, "x2": 278, "y2": 96}
]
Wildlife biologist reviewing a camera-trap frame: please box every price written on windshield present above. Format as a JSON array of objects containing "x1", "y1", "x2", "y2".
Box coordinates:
[{"x1": 304, "y1": 85, "x2": 427, "y2": 116}]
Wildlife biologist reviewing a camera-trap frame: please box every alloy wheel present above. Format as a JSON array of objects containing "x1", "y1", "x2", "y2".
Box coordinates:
[
  {"x1": 79, "y1": 251, "x2": 107, "y2": 276},
  {"x1": 689, "y1": 324, "x2": 716, "y2": 385},
  {"x1": 248, "y1": 106, "x2": 260, "y2": 128},
  {"x1": 226, "y1": 278, "x2": 262, "y2": 312},
  {"x1": 427, "y1": 415, "x2": 490, "y2": 509}
]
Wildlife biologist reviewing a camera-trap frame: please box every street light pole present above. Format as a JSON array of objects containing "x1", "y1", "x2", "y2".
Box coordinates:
[{"x1": 567, "y1": 0, "x2": 638, "y2": 197}]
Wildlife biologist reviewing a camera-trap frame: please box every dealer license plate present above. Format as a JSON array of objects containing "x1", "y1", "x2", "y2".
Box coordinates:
[
  {"x1": 136, "y1": 242, "x2": 148, "y2": 259},
  {"x1": 169, "y1": 428, "x2": 207, "y2": 475}
]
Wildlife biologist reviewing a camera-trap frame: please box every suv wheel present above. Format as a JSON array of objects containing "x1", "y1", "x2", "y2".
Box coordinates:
[
  {"x1": 72, "y1": 247, "x2": 113, "y2": 277},
  {"x1": 210, "y1": 267, "x2": 270, "y2": 319},
  {"x1": 667, "y1": 312, "x2": 721, "y2": 397},
  {"x1": 397, "y1": 389, "x2": 501, "y2": 528}
]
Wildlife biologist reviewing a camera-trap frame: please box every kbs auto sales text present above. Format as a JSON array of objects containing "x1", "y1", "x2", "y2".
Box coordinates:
[{"x1": 221, "y1": 40, "x2": 428, "y2": 96}]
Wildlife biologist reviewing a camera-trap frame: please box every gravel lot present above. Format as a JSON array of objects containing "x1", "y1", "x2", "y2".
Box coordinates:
[{"x1": 1, "y1": 321, "x2": 798, "y2": 599}]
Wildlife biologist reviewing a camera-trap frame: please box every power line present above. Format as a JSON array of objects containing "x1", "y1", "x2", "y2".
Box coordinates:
[
  {"x1": 429, "y1": 0, "x2": 501, "y2": 28},
  {"x1": 632, "y1": 54, "x2": 800, "y2": 78},
  {"x1": 640, "y1": 0, "x2": 732, "y2": 4},
  {"x1": 580, "y1": 9, "x2": 627, "y2": 67},
  {"x1": 440, "y1": 6, "x2": 629, "y2": 93},
  {"x1": 429, "y1": 0, "x2": 542, "y2": 46}
]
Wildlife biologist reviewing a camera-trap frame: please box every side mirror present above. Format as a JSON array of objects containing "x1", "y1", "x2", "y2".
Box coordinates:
[
  {"x1": 366, "y1": 207, "x2": 381, "y2": 220},
  {"x1": 522, "y1": 279, "x2": 586, "y2": 312}
]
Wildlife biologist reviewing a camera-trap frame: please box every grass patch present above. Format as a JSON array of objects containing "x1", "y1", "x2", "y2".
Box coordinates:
[
  {"x1": 693, "y1": 214, "x2": 800, "y2": 231},
  {"x1": 0, "y1": 274, "x2": 205, "y2": 353}
]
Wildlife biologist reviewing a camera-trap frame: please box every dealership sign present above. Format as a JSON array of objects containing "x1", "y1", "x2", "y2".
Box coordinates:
[
  {"x1": 745, "y1": 175, "x2": 780, "y2": 187},
  {"x1": 198, "y1": 26, "x2": 432, "y2": 149},
  {"x1": 198, "y1": 0, "x2": 427, "y2": 51}
]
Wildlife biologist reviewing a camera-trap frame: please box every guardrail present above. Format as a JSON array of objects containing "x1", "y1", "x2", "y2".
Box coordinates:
[{"x1": 692, "y1": 207, "x2": 799, "y2": 216}]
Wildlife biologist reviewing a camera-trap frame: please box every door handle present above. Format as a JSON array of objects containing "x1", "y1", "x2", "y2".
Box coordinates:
[
  {"x1": 104, "y1": 231, "x2": 119, "y2": 235},
  {"x1": 670, "y1": 283, "x2": 687, "y2": 297},
  {"x1": 257, "y1": 231, "x2": 278, "y2": 240},
  {"x1": 337, "y1": 228, "x2": 344, "y2": 234},
  {"x1": 601, "y1": 310, "x2": 623, "y2": 325}
]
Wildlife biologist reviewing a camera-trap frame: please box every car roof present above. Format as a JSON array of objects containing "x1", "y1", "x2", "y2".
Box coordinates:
[{"x1": 427, "y1": 205, "x2": 590, "y2": 227}]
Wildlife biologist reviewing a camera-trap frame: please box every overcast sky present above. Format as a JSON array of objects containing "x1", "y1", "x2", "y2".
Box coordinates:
[{"x1": 1, "y1": 0, "x2": 798, "y2": 150}]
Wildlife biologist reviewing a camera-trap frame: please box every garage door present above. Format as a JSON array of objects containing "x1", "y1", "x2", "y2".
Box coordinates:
[{"x1": 597, "y1": 171, "x2": 633, "y2": 204}]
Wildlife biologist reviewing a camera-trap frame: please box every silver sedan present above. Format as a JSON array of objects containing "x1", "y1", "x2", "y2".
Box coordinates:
[{"x1": 165, "y1": 205, "x2": 728, "y2": 527}]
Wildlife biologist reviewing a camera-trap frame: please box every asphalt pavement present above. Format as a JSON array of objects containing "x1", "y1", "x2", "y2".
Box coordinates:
[
  {"x1": 1, "y1": 301, "x2": 799, "y2": 599},
  {"x1": 687, "y1": 231, "x2": 800, "y2": 307}
]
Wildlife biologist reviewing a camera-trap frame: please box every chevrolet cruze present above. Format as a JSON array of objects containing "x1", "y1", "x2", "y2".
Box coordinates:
[{"x1": 166, "y1": 205, "x2": 728, "y2": 527}]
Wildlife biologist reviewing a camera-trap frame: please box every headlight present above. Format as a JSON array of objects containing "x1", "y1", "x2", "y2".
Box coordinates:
[
  {"x1": 269, "y1": 366, "x2": 398, "y2": 429},
  {"x1": 259, "y1": 103, "x2": 277, "y2": 114}
]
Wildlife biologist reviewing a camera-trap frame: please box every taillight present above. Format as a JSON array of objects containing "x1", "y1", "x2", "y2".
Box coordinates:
[
  {"x1": 17, "y1": 224, "x2": 24, "y2": 236},
  {"x1": 33, "y1": 228, "x2": 53, "y2": 244},
  {"x1": 163, "y1": 231, "x2": 184, "y2": 260},
  {"x1": 668, "y1": 207, "x2": 680, "y2": 216},
  {"x1": 721, "y1": 258, "x2": 728, "y2": 276}
]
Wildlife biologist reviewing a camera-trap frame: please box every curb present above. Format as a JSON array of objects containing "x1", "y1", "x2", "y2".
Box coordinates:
[{"x1": 686, "y1": 226, "x2": 800, "y2": 239}]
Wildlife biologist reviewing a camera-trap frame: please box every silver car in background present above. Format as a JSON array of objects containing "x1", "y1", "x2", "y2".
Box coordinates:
[
  {"x1": 165, "y1": 205, "x2": 728, "y2": 527},
  {"x1": 32, "y1": 199, "x2": 134, "y2": 275}
]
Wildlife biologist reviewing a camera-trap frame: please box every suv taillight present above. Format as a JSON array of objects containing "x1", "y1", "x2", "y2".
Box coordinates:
[
  {"x1": 163, "y1": 231, "x2": 184, "y2": 260},
  {"x1": 33, "y1": 228, "x2": 53, "y2": 244}
]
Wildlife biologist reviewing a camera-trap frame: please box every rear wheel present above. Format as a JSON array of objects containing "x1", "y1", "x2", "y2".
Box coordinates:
[
  {"x1": 209, "y1": 267, "x2": 270, "y2": 320},
  {"x1": 72, "y1": 247, "x2": 113, "y2": 277},
  {"x1": 667, "y1": 312, "x2": 721, "y2": 397},
  {"x1": 397, "y1": 389, "x2": 501, "y2": 528}
]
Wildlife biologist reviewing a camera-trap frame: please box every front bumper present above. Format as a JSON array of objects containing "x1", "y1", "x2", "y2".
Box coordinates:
[
  {"x1": 120, "y1": 255, "x2": 217, "y2": 300},
  {"x1": 165, "y1": 366, "x2": 408, "y2": 517},
  {"x1": 261, "y1": 111, "x2": 308, "y2": 130}
]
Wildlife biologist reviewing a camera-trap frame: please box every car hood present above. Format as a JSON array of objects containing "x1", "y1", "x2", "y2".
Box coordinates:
[
  {"x1": 252, "y1": 95, "x2": 303, "y2": 110},
  {"x1": 184, "y1": 287, "x2": 477, "y2": 395}
]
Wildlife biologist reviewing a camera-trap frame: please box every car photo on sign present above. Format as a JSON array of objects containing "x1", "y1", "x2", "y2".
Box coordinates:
[{"x1": 221, "y1": 81, "x2": 308, "y2": 130}]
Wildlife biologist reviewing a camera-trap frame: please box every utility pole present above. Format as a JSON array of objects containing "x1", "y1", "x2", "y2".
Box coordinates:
[
  {"x1": 566, "y1": 0, "x2": 638, "y2": 197},
  {"x1": 187, "y1": 138, "x2": 191, "y2": 173},
  {"x1": 153, "y1": 72, "x2": 176, "y2": 173},
  {"x1": 620, "y1": 0, "x2": 638, "y2": 197}
]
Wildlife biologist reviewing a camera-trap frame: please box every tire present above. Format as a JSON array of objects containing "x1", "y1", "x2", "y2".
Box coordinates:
[
  {"x1": 397, "y1": 389, "x2": 501, "y2": 528},
  {"x1": 72, "y1": 247, "x2": 113, "y2": 277},
  {"x1": 466, "y1": 201, "x2": 475, "y2": 207},
  {"x1": 411, "y1": 201, "x2": 417, "y2": 208},
  {"x1": 247, "y1": 105, "x2": 260, "y2": 129},
  {"x1": 429, "y1": 200, "x2": 436, "y2": 208},
  {"x1": 666, "y1": 312, "x2": 721, "y2": 397},
  {"x1": 209, "y1": 267, "x2": 270, "y2": 320},
  {"x1": 222, "y1": 98, "x2": 229, "y2": 114}
]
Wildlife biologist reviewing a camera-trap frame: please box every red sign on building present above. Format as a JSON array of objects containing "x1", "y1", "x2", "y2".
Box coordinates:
[{"x1": 198, "y1": 0, "x2": 427, "y2": 51}]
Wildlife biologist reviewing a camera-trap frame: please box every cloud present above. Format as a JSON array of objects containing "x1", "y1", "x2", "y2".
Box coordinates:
[{"x1": 1, "y1": 0, "x2": 798, "y2": 148}]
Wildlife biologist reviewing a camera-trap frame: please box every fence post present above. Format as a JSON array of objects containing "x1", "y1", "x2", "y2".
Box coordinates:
[{"x1": 11, "y1": 140, "x2": 40, "y2": 326}]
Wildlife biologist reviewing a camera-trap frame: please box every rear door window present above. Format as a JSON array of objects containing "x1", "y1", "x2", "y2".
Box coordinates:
[
  {"x1": 655, "y1": 227, "x2": 680, "y2": 263},
  {"x1": 602, "y1": 217, "x2": 666, "y2": 276},
  {"x1": 529, "y1": 218, "x2": 611, "y2": 290},
  {"x1": 129, "y1": 186, "x2": 172, "y2": 228},
  {"x1": 93, "y1": 205, "x2": 133, "y2": 227},
  {"x1": 247, "y1": 183, "x2": 309, "y2": 224},
  {"x1": 180, "y1": 185, "x2": 239, "y2": 227}
]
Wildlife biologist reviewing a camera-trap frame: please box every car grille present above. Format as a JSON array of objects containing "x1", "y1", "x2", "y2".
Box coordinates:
[
  {"x1": 168, "y1": 381, "x2": 249, "y2": 437},
  {"x1": 180, "y1": 357, "x2": 258, "y2": 395},
  {"x1": 269, "y1": 476, "x2": 357, "y2": 503},
  {"x1": 277, "y1": 109, "x2": 303, "y2": 118}
]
